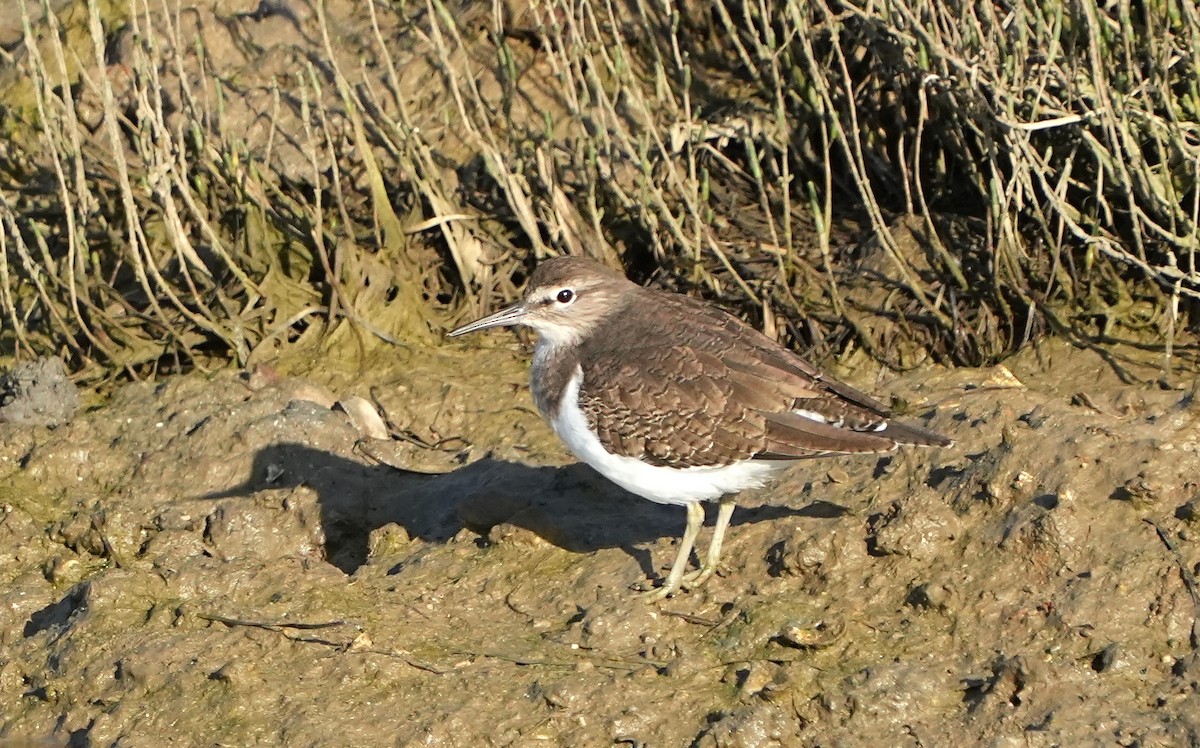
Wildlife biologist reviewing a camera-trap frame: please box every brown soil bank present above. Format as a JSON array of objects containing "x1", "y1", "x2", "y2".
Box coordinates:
[{"x1": 1, "y1": 339, "x2": 1198, "y2": 746}]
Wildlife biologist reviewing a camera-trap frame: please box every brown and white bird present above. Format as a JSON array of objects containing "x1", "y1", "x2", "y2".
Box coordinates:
[{"x1": 449, "y1": 256, "x2": 952, "y2": 599}]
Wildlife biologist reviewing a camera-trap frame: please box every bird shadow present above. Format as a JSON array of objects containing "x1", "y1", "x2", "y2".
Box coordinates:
[{"x1": 200, "y1": 442, "x2": 832, "y2": 577}]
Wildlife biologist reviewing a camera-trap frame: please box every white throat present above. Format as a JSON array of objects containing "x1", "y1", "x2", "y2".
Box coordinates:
[{"x1": 529, "y1": 320, "x2": 584, "y2": 350}]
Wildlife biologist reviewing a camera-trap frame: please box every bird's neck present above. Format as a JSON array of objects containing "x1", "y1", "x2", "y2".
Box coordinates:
[{"x1": 531, "y1": 337, "x2": 580, "y2": 421}]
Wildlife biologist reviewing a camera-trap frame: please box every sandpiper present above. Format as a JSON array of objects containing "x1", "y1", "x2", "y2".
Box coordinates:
[{"x1": 449, "y1": 256, "x2": 952, "y2": 599}]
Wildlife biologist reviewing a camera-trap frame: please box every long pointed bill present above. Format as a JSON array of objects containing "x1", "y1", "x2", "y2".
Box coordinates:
[{"x1": 447, "y1": 301, "x2": 529, "y2": 337}]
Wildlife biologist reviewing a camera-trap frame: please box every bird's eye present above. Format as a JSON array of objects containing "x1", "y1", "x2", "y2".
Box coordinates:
[{"x1": 556, "y1": 289, "x2": 575, "y2": 304}]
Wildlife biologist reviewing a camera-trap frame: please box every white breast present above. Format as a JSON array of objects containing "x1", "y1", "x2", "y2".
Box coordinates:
[{"x1": 548, "y1": 365, "x2": 789, "y2": 506}]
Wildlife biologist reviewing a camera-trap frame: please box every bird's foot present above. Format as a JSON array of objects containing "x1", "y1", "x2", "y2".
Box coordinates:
[
  {"x1": 679, "y1": 564, "x2": 719, "y2": 591},
  {"x1": 634, "y1": 577, "x2": 681, "y2": 602},
  {"x1": 634, "y1": 567, "x2": 718, "y2": 601}
]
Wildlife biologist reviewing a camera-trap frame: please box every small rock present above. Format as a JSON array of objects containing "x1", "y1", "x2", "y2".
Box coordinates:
[
  {"x1": 1019, "y1": 406, "x2": 1050, "y2": 429},
  {"x1": 771, "y1": 528, "x2": 839, "y2": 582},
  {"x1": 1090, "y1": 643, "x2": 1119, "y2": 673},
  {"x1": 1175, "y1": 499, "x2": 1199, "y2": 524},
  {"x1": 1011, "y1": 471, "x2": 1035, "y2": 493},
  {"x1": 540, "y1": 679, "x2": 586, "y2": 710},
  {"x1": 246, "y1": 364, "x2": 284, "y2": 389},
  {"x1": 367, "y1": 523, "x2": 412, "y2": 560},
  {"x1": 736, "y1": 662, "x2": 776, "y2": 699},
  {"x1": 488, "y1": 521, "x2": 551, "y2": 549},
  {"x1": 609, "y1": 707, "x2": 653, "y2": 745},
  {"x1": 579, "y1": 606, "x2": 662, "y2": 651},
  {"x1": 1115, "y1": 474, "x2": 1163, "y2": 508},
  {"x1": 777, "y1": 616, "x2": 845, "y2": 649},
  {"x1": 210, "y1": 660, "x2": 255, "y2": 686},
  {"x1": 346, "y1": 632, "x2": 373, "y2": 653},
  {"x1": 277, "y1": 379, "x2": 337, "y2": 409},
  {"x1": 335, "y1": 396, "x2": 390, "y2": 439},
  {"x1": 114, "y1": 657, "x2": 145, "y2": 685},
  {"x1": 826, "y1": 468, "x2": 849, "y2": 484},
  {"x1": 693, "y1": 702, "x2": 795, "y2": 748},
  {"x1": 0, "y1": 357, "x2": 80, "y2": 427},
  {"x1": 970, "y1": 365, "x2": 1025, "y2": 390},
  {"x1": 906, "y1": 581, "x2": 954, "y2": 611},
  {"x1": 42, "y1": 555, "x2": 80, "y2": 584}
]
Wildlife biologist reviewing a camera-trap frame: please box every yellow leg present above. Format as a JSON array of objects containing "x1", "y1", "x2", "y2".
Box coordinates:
[
  {"x1": 643, "y1": 501, "x2": 705, "y2": 601},
  {"x1": 682, "y1": 499, "x2": 735, "y2": 590}
]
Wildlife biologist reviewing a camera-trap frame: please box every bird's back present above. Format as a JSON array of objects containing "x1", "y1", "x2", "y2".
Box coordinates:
[{"x1": 572, "y1": 285, "x2": 950, "y2": 468}]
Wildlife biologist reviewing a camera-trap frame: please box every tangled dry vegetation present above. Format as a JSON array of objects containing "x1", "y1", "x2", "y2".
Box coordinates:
[{"x1": 1, "y1": 0, "x2": 1198, "y2": 379}]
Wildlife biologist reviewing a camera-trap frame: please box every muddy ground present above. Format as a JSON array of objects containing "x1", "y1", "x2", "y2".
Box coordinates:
[
  {"x1": 0, "y1": 337, "x2": 1198, "y2": 747},
  {"x1": 4, "y1": 0, "x2": 1200, "y2": 744}
]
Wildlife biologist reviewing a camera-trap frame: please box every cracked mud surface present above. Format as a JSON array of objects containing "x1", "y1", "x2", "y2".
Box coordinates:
[{"x1": 2, "y1": 339, "x2": 1199, "y2": 746}]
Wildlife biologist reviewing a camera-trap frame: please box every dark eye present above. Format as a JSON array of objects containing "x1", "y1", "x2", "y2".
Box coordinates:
[{"x1": 556, "y1": 289, "x2": 575, "y2": 304}]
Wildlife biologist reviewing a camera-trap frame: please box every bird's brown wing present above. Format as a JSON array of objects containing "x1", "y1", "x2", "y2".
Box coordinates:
[
  {"x1": 662, "y1": 293, "x2": 952, "y2": 448},
  {"x1": 576, "y1": 344, "x2": 755, "y2": 468},
  {"x1": 575, "y1": 341, "x2": 903, "y2": 469},
  {"x1": 574, "y1": 290, "x2": 950, "y2": 468}
]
